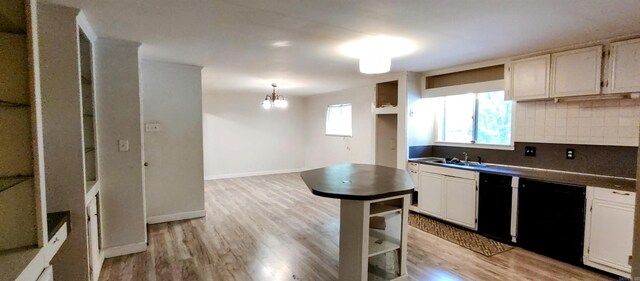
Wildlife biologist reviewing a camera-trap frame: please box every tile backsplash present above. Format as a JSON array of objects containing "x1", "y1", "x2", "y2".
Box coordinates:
[{"x1": 514, "y1": 99, "x2": 640, "y2": 146}]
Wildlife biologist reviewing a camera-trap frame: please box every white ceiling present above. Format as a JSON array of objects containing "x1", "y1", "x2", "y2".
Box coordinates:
[{"x1": 48, "y1": 0, "x2": 640, "y2": 95}]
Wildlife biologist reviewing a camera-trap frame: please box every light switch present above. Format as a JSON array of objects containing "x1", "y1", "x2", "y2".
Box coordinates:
[
  {"x1": 118, "y1": 140, "x2": 129, "y2": 152},
  {"x1": 145, "y1": 122, "x2": 160, "y2": 132}
]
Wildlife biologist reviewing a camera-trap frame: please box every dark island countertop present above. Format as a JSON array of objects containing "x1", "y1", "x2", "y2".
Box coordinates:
[
  {"x1": 300, "y1": 163, "x2": 414, "y2": 200},
  {"x1": 409, "y1": 158, "x2": 636, "y2": 192},
  {"x1": 47, "y1": 211, "x2": 71, "y2": 240}
]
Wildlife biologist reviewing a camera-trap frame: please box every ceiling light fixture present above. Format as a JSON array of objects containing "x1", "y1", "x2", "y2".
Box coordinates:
[
  {"x1": 359, "y1": 55, "x2": 391, "y2": 74},
  {"x1": 272, "y1": 40, "x2": 292, "y2": 47},
  {"x1": 262, "y1": 83, "x2": 288, "y2": 110},
  {"x1": 339, "y1": 35, "x2": 417, "y2": 74}
]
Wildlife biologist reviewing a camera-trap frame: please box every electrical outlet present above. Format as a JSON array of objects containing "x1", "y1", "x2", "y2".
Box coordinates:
[
  {"x1": 145, "y1": 122, "x2": 160, "y2": 132},
  {"x1": 566, "y1": 148, "x2": 575, "y2": 159},
  {"x1": 524, "y1": 146, "x2": 536, "y2": 157},
  {"x1": 118, "y1": 140, "x2": 129, "y2": 152}
]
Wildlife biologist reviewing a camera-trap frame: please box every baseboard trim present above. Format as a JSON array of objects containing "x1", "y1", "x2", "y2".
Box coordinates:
[
  {"x1": 103, "y1": 242, "x2": 147, "y2": 258},
  {"x1": 204, "y1": 168, "x2": 305, "y2": 180},
  {"x1": 147, "y1": 210, "x2": 206, "y2": 224}
]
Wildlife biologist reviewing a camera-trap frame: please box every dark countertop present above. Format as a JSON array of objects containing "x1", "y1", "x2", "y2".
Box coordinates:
[
  {"x1": 409, "y1": 158, "x2": 636, "y2": 192},
  {"x1": 47, "y1": 211, "x2": 71, "y2": 240},
  {"x1": 300, "y1": 163, "x2": 414, "y2": 200}
]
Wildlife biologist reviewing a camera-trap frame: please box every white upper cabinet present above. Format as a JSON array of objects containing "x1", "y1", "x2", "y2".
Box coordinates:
[
  {"x1": 508, "y1": 54, "x2": 551, "y2": 101},
  {"x1": 608, "y1": 38, "x2": 640, "y2": 94},
  {"x1": 551, "y1": 46, "x2": 603, "y2": 98}
]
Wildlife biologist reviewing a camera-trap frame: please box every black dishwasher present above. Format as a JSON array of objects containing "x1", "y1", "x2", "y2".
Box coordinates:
[
  {"x1": 517, "y1": 178, "x2": 585, "y2": 265},
  {"x1": 478, "y1": 173, "x2": 513, "y2": 243}
]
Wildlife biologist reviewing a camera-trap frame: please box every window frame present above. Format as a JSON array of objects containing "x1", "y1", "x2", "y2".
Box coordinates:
[
  {"x1": 436, "y1": 91, "x2": 515, "y2": 150},
  {"x1": 325, "y1": 103, "x2": 353, "y2": 137}
]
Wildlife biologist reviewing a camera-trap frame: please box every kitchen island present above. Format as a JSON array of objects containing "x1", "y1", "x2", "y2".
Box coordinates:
[{"x1": 300, "y1": 163, "x2": 414, "y2": 281}]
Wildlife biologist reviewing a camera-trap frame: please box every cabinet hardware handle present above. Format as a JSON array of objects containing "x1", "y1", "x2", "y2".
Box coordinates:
[{"x1": 612, "y1": 191, "x2": 630, "y2": 196}]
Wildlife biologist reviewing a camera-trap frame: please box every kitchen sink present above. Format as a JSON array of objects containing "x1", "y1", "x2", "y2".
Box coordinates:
[
  {"x1": 449, "y1": 161, "x2": 487, "y2": 167},
  {"x1": 412, "y1": 157, "x2": 446, "y2": 163},
  {"x1": 412, "y1": 157, "x2": 488, "y2": 167}
]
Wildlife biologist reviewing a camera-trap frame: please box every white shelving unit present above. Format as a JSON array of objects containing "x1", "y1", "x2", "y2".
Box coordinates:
[
  {"x1": 367, "y1": 199, "x2": 407, "y2": 281},
  {"x1": 0, "y1": 1, "x2": 53, "y2": 280},
  {"x1": 80, "y1": 29, "x2": 98, "y2": 193},
  {"x1": 0, "y1": 0, "x2": 42, "y2": 253}
]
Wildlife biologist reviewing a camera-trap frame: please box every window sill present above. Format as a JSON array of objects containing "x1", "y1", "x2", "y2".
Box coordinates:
[
  {"x1": 325, "y1": 134, "x2": 352, "y2": 137},
  {"x1": 434, "y1": 141, "x2": 515, "y2": 151}
]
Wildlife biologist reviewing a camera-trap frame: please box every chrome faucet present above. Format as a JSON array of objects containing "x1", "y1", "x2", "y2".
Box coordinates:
[{"x1": 462, "y1": 152, "x2": 468, "y2": 166}]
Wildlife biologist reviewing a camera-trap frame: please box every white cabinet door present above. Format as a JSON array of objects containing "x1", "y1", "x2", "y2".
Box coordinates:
[
  {"x1": 444, "y1": 177, "x2": 477, "y2": 229},
  {"x1": 87, "y1": 196, "x2": 103, "y2": 281},
  {"x1": 609, "y1": 38, "x2": 640, "y2": 93},
  {"x1": 509, "y1": 54, "x2": 551, "y2": 101},
  {"x1": 588, "y1": 199, "x2": 633, "y2": 273},
  {"x1": 408, "y1": 169, "x2": 419, "y2": 190},
  {"x1": 419, "y1": 172, "x2": 445, "y2": 218},
  {"x1": 551, "y1": 46, "x2": 602, "y2": 97}
]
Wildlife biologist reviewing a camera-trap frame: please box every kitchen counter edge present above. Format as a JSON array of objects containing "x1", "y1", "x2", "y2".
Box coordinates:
[{"x1": 408, "y1": 159, "x2": 636, "y2": 192}]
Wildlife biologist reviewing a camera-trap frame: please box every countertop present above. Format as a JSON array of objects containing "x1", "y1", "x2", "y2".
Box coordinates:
[
  {"x1": 409, "y1": 158, "x2": 636, "y2": 192},
  {"x1": 301, "y1": 163, "x2": 414, "y2": 200}
]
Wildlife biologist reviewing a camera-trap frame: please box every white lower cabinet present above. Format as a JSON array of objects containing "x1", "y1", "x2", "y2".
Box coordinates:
[
  {"x1": 417, "y1": 164, "x2": 478, "y2": 230},
  {"x1": 443, "y1": 177, "x2": 477, "y2": 229},
  {"x1": 87, "y1": 195, "x2": 104, "y2": 281},
  {"x1": 419, "y1": 172, "x2": 445, "y2": 218},
  {"x1": 584, "y1": 186, "x2": 634, "y2": 278},
  {"x1": 408, "y1": 169, "x2": 419, "y2": 188}
]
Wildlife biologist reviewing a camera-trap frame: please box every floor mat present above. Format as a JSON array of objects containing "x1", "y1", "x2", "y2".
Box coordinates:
[{"x1": 409, "y1": 212, "x2": 513, "y2": 257}]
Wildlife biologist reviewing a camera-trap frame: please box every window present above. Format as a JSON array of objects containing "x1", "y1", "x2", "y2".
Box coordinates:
[
  {"x1": 326, "y1": 103, "x2": 352, "y2": 136},
  {"x1": 436, "y1": 91, "x2": 512, "y2": 146}
]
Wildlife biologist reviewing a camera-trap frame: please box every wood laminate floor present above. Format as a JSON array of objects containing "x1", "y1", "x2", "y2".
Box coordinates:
[{"x1": 99, "y1": 173, "x2": 615, "y2": 281}]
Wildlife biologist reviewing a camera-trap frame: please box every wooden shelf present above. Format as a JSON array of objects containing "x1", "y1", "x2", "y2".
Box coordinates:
[
  {"x1": 0, "y1": 176, "x2": 32, "y2": 193},
  {"x1": 0, "y1": 100, "x2": 29, "y2": 108},
  {"x1": 368, "y1": 249, "x2": 400, "y2": 281},
  {"x1": 0, "y1": 246, "x2": 41, "y2": 281},
  {"x1": 84, "y1": 147, "x2": 95, "y2": 153},
  {"x1": 370, "y1": 203, "x2": 401, "y2": 217},
  {"x1": 368, "y1": 228, "x2": 400, "y2": 257},
  {"x1": 83, "y1": 114, "x2": 94, "y2": 117},
  {"x1": 374, "y1": 106, "x2": 398, "y2": 115},
  {"x1": 375, "y1": 80, "x2": 398, "y2": 108}
]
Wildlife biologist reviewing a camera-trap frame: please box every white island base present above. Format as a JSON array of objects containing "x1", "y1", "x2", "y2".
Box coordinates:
[{"x1": 339, "y1": 194, "x2": 410, "y2": 281}]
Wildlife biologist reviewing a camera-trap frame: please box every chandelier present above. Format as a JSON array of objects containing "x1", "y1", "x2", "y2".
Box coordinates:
[{"x1": 262, "y1": 83, "x2": 288, "y2": 109}]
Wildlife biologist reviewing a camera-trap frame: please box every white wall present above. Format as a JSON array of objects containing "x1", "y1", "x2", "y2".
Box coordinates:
[
  {"x1": 303, "y1": 86, "x2": 375, "y2": 169},
  {"x1": 94, "y1": 38, "x2": 147, "y2": 255},
  {"x1": 203, "y1": 91, "x2": 306, "y2": 179},
  {"x1": 141, "y1": 60, "x2": 205, "y2": 223},
  {"x1": 514, "y1": 99, "x2": 640, "y2": 146}
]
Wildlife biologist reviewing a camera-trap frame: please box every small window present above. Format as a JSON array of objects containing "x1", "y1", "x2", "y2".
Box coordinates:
[
  {"x1": 436, "y1": 91, "x2": 512, "y2": 146},
  {"x1": 326, "y1": 103, "x2": 352, "y2": 136}
]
